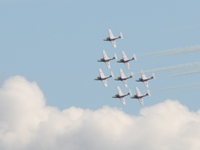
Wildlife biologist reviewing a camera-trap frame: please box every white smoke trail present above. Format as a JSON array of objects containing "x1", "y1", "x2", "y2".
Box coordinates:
[
  {"x1": 140, "y1": 46, "x2": 200, "y2": 57},
  {"x1": 152, "y1": 82, "x2": 200, "y2": 92},
  {"x1": 135, "y1": 62, "x2": 200, "y2": 74},
  {"x1": 145, "y1": 24, "x2": 200, "y2": 36},
  {"x1": 169, "y1": 70, "x2": 200, "y2": 77}
]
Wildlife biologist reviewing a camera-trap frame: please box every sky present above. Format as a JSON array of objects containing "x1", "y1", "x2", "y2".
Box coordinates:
[{"x1": 1, "y1": 0, "x2": 200, "y2": 149}]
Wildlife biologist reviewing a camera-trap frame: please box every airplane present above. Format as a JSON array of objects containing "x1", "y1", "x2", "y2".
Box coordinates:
[
  {"x1": 136, "y1": 70, "x2": 156, "y2": 88},
  {"x1": 129, "y1": 87, "x2": 151, "y2": 105},
  {"x1": 94, "y1": 69, "x2": 114, "y2": 87},
  {"x1": 112, "y1": 86, "x2": 130, "y2": 105},
  {"x1": 103, "y1": 29, "x2": 123, "y2": 48},
  {"x1": 117, "y1": 51, "x2": 137, "y2": 70},
  {"x1": 97, "y1": 50, "x2": 117, "y2": 69},
  {"x1": 114, "y1": 69, "x2": 134, "y2": 87}
]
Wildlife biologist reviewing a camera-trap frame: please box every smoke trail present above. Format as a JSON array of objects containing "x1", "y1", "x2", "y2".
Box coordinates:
[
  {"x1": 140, "y1": 46, "x2": 200, "y2": 57},
  {"x1": 145, "y1": 24, "x2": 200, "y2": 36},
  {"x1": 152, "y1": 82, "x2": 200, "y2": 93},
  {"x1": 169, "y1": 70, "x2": 200, "y2": 77},
  {"x1": 135, "y1": 62, "x2": 200, "y2": 74}
]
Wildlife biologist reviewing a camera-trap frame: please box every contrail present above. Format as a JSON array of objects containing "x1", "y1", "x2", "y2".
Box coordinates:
[
  {"x1": 135, "y1": 62, "x2": 200, "y2": 74},
  {"x1": 139, "y1": 46, "x2": 200, "y2": 57},
  {"x1": 169, "y1": 70, "x2": 200, "y2": 77},
  {"x1": 152, "y1": 82, "x2": 200, "y2": 93}
]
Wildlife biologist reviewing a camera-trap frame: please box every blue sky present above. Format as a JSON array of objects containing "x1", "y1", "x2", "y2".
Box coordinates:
[
  {"x1": 1, "y1": 0, "x2": 200, "y2": 115},
  {"x1": 1, "y1": 1, "x2": 200, "y2": 149}
]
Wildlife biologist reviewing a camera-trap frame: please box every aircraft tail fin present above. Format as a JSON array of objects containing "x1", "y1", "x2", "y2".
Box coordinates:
[
  {"x1": 119, "y1": 32, "x2": 123, "y2": 39},
  {"x1": 114, "y1": 53, "x2": 118, "y2": 60},
  {"x1": 131, "y1": 72, "x2": 134, "y2": 78},
  {"x1": 133, "y1": 54, "x2": 137, "y2": 61},
  {"x1": 147, "y1": 90, "x2": 151, "y2": 97},
  {"x1": 129, "y1": 89, "x2": 133, "y2": 96},
  {"x1": 110, "y1": 71, "x2": 114, "y2": 78},
  {"x1": 152, "y1": 73, "x2": 156, "y2": 79}
]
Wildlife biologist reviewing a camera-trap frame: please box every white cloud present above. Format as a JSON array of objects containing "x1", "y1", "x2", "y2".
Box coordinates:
[{"x1": 0, "y1": 76, "x2": 200, "y2": 150}]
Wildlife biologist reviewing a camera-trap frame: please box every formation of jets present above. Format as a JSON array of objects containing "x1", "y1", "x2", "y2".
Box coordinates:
[{"x1": 95, "y1": 29, "x2": 156, "y2": 106}]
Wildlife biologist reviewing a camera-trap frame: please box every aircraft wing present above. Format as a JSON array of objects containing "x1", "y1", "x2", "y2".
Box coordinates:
[
  {"x1": 117, "y1": 86, "x2": 123, "y2": 96},
  {"x1": 120, "y1": 98, "x2": 126, "y2": 105},
  {"x1": 108, "y1": 29, "x2": 115, "y2": 39},
  {"x1": 122, "y1": 51, "x2": 128, "y2": 60},
  {"x1": 143, "y1": 81, "x2": 149, "y2": 88},
  {"x1": 122, "y1": 80, "x2": 128, "y2": 87},
  {"x1": 105, "y1": 62, "x2": 111, "y2": 69},
  {"x1": 102, "y1": 50, "x2": 109, "y2": 59},
  {"x1": 102, "y1": 80, "x2": 108, "y2": 87},
  {"x1": 119, "y1": 69, "x2": 126, "y2": 78},
  {"x1": 111, "y1": 40, "x2": 116, "y2": 48},
  {"x1": 141, "y1": 70, "x2": 147, "y2": 79},
  {"x1": 135, "y1": 87, "x2": 142, "y2": 97},
  {"x1": 125, "y1": 62, "x2": 130, "y2": 70},
  {"x1": 138, "y1": 98, "x2": 144, "y2": 105},
  {"x1": 99, "y1": 69, "x2": 105, "y2": 78}
]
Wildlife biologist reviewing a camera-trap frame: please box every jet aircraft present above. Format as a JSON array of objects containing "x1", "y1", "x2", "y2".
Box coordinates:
[
  {"x1": 136, "y1": 70, "x2": 156, "y2": 88},
  {"x1": 129, "y1": 87, "x2": 151, "y2": 105},
  {"x1": 94, "y1": 69, "x2": 114, "y2": 87},
  {"x1": 112, "y1": 86, "x2": 130, "y2": 105},
  {"x1": 115, "y1": 69, "x2": 134, "y2": 87},
  {"x1": 103, "y1": 29, "x2": 123, "y2": 48},
  {"x1": 117, "y1": 51, "x2": 137, "y2": 70},
  {"x1": 97, "y1": 50, "x2": 117, "y2": 69}
]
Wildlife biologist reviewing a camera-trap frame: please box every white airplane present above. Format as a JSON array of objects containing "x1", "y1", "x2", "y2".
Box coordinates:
[
  {"x1": 112, "y1": 86, "x2": 130, "y2": 105},
  {"x1": 94, "y1": 69, "x2": 114, "y2": 87},
  {"x1": 103, "y1": 29, "x2": 123, "y2": 48},
  {"x1": 117, "y1": 51, "x2": 137, "y2": 70},
  {"x1": 97, "y1": 50, "x2": 117, "y2": 69},
  {"x1": 136, "y1": 70, "x2": 156, "y2": 88},
  {"x1": 115, "y1": 69, "x2": 134, "y2": 87},
  {"x1": 129, "y1": 87, "x2": 151, "y2": 105}
]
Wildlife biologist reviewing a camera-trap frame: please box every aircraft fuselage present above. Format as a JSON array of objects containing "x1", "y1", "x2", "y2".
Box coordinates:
[
  {"x1": 104, "y1": 36, "x2": 120, "y2": 41},
  {"x1": 132, "y1": 93, "x2": 148, "y2": 99},
  {"x1": 118, "y1": 59, "x2": 130, "y2": 63},
  {"x1": 113, "y1": 93, "x2": 129, "y2": 98},
  {"x1": 95, "y1": 76, "x2": 111, "y2": 81}
]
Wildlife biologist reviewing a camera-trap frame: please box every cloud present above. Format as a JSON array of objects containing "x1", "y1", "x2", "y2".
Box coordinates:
[{"x1": 0, "y1": 76, "x2": 200, "y2": 150}]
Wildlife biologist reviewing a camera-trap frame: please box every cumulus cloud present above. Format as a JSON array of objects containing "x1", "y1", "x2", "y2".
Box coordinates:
[{"x1": 0, "y1": 76, "x2": 200, "y2": 150}]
